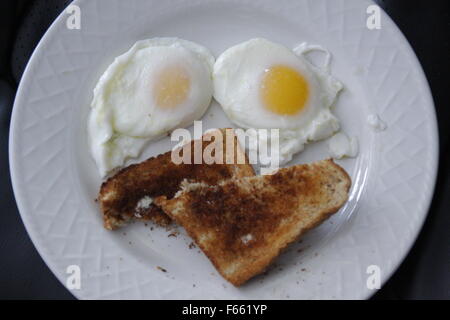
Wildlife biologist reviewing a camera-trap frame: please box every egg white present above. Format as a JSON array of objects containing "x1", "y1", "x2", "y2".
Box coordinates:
[{"x1": 88, "y1": 38, "x2": 215, "y2": 176}]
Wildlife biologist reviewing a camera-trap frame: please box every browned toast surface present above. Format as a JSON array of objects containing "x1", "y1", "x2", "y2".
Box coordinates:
[
  {"x1": 155, "y1": 159, "x2": 351, "y2": 286},
  {"x1": 99, "y1": 129, "x2": 255, "y2": 230}
]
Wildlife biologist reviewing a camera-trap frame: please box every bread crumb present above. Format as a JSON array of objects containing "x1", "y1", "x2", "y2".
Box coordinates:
[{"x1": 156, "y1": 266, "x2": 167, "y2": 273}]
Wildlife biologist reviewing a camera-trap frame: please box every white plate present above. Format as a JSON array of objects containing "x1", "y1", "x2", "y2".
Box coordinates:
[{"x1": 10, "y1": 0, "x2": 438, "y2": 299}]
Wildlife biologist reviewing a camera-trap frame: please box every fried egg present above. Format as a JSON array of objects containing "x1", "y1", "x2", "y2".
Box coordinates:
[
  {"x1": 213, "y1": 38, "x2": 343, "y2": 165},
  {"x1": 88, "y1": 38, "x2": 214, "y2": 176}
]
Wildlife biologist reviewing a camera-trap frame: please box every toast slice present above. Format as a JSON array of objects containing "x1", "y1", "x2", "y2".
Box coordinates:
[
  {"x1": 99, "y1": 129, "x2": 255, "y2": 230},
  {"x1": 155, "y1": 159, "x2": 351, "y2": 286}
]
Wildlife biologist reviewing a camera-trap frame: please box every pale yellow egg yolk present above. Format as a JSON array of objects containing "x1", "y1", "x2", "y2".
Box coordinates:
[
  {"x1": 260, "y1": 65, "x2": 309, "y2": 115},
  {"x1": 154, "y1": 65, "x2": 190, "y2": 108}
]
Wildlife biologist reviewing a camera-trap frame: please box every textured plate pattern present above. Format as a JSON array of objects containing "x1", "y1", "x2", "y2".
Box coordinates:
[{"x1": 10, "y1": 0, "x2": 438, "y2": 299}]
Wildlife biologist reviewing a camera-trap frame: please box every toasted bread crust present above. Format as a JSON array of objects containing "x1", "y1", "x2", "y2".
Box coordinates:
[
  {"x1": 155, "y1": 159, "x2": 351, "y2": 286},
  {"x1": 98, "y1": 129, "x2": 255, "y2": 230}
]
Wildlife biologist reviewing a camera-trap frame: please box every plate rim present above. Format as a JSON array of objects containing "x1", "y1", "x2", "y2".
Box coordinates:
[
  {"x1": 9, "y1": 0, "x2": 439, "y2": 300},
  {"x1": 359, "y1": 2, "x2": 439, "y2": 298}
]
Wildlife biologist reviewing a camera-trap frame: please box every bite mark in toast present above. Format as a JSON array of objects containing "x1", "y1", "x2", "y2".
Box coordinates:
[{"x1": 98, "y1": 129, "x2": 255, "y2": 230}]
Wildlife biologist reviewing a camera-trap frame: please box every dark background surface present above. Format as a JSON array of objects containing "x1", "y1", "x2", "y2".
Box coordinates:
[{"x1": 0, "y1": 0, "x2": 448, "y2": 300}]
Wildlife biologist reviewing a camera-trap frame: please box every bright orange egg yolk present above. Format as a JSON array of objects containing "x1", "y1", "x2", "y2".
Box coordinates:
[{"x1": 260, "y1": 65, "x2": 309, "y2": 115}]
